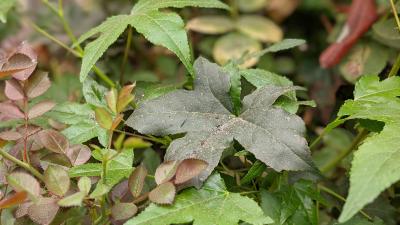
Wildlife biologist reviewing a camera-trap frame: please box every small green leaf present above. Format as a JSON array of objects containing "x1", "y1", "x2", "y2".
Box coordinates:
[
  {"x1": 44, "y1": 166, "x2": 70, "y2": 196},
  {"x1": 89, "y1": 182, "x2": 111, "y2": 198},
  {"x1": 128, "y1": 165, "x2": 148, "y2": 198},
  {"x1": 148, "y1": 182, "x2": 176, "y2": 205},
  {"x1": 240, "y1": 160, "x2": 266, "y2": 185},
  {"x1": 78, "y1": 177, "x2": 92, "y2": 195},
  {"x1": 94, "y1": 107, "x2": 113, "y2": 130},
  {"x1": 58, "y1": 192, "x2": 86, "y2": 207},
  {"x1": 123, "y1": 137, "x2": 152, "y2": 149}
]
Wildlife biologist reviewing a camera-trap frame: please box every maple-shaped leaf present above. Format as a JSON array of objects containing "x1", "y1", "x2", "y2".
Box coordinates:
[
  {"x1": 125, "y1": 173, "x2": 272, "y2": 225},
  {"x1": 127, "y1": 57, "x2": 315, "y2": 183}
]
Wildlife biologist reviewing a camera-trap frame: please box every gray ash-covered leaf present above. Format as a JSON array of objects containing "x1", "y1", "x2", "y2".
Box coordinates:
[{"x1": 127, "y1": 57, "x2": 315, "y2": 183}]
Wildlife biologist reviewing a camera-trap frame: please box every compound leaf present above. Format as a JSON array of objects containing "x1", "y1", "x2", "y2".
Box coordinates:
[{"x1": 125, "y1": 173, "x2": 272, "y2": 225}]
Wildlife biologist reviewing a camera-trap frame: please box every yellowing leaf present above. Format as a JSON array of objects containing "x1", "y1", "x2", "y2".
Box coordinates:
[
  {"x1": 187, "y1": 16, "x2": 235, "y2": 34},
  {"x1": 213, "y1": 33, "x2": 262, "y2": 68},
  {"x1": 236, "y1": 15, "x2": 283, "y2": 43}
]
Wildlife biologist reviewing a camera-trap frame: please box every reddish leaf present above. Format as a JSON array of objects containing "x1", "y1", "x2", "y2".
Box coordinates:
[
  {"x1": 11, "y1": 42, "x2": 38, "y2": 81},
  {"x1": 28, "y1": 197, "x2": 59, "y2": 225},
  {"x1": 128, "y1": 165, "x2": 148, "y2": 198},
  {"x1": 0, "y1": 54, "x2": 35, "y2": 79},
  {"x1": 148, "y1": 182, "x2": 176, "y2": 205},
  {"x1": 94, "y1": 107, "x2": 113, "y2": 130},
  {"x1": 65, "y1": 144, "x2": 91, "y2": 166},
  {"x1": 117, "y1": 83, "x2": 135, "y2": 113},
  {"x1": 15, "y1": 202, "x2": 33, "y2": 218},
  {"x1": 28, "y1": 101, "x2": 55, "y2": 119},
  {"x1": 0, "y1": 191, "x2": 27, "y2": 209},
  {"x1": 38, "y1": 129, "x2": 69, "y2": 154},
  {"x1": 25, "y1": 71, "x2": 51, "y2": 98},
  {"x1": 7, "y1": 172, "x2": 41, "y2": 200},
  {"x1": 5, "y1": 79, "x2": 24, "y2": 100},
  {"x1": 319, "y1": 0, "x2": 378, "y2": 68},
  {"x1": 0, "y1": 130, "x2": 22, "y2": 141},
  {"x1": 111, "y1": 202, "x2": 138, "y2": 221},
  {"x1": 155, "y1": 161, "x2": 179, "y2": 185},
  {"x1": 0, "y1": 102, "x2": 24, "y2": 119},
  {"x1": 174, "y1": 159, "x2": 208, "y2": 185}
]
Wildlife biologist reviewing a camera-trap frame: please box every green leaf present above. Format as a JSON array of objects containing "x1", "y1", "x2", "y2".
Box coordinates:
[
  {"x1": 82, "y1": 77, "x2": 108, "y2": 108},
  {"x1": 78, "y1": 0, "x2": 228, "y2": 81},
  {"x1": 128, "y1": 165, "x2": 148, "y2": 198},
  {"x1": 241, "y1": 69, "x2": 298, "y2": 113},
  {"x1": 78, "y1": 15, "x2": 131, "y2": 82},
  {"x1": 131, "y1": 0, "x2": 229, "y2": 13},
  {"x1": 58, "y1": 192, "x2": 86, "y2": 207},
  {"x1": 148, "y1": 181, "x2": 176, "y2": 205},
  {"x1": 240, "y1": 160, "x2": 266, "y2": 185},
  {"x1": 0, "y1": 0, "x2": 16, "y2": 23},
  {"x1": 130, "y1": 11, "x2": 193, "y2": 75},
  {"x1": 44, "y1": 166, "x2": 70, "y2": 196},
  {"x1": 46, "y1": 102, "x2": 109, "y2": 146},
  {"x1": 337, "y1": 75, "x2": 400, "y2": 222},
  {"x1": 69, "y1": 149, "x2": 134, "y2": 186},
  {"x1": 127, "y1": 57, "x2": 315, "y2": 184},
  {"x1": 125, "y1": 173, "x2": 272, "y2": 225},
  {"x1": 261, "y1": 180, "x2": 324, "y2": 225}
]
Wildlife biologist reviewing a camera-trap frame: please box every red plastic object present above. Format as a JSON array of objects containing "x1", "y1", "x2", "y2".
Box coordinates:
[{"x1": 319, "y1": 0, "x2": 378, "y2": 68}]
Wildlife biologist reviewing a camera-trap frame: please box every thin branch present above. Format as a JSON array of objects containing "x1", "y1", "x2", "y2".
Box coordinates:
[{"x1": 0, "y1": 149, "x2": 44, "y2": 181}]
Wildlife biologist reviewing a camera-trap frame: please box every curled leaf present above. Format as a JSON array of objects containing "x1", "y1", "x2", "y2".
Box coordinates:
[
  {"x1": 0, "y1": 130, "x2": 22, "y2": 141},
  {"x1": 174, "y1": 159, "x2": 208, "y2": 185},
  {"x1": 123, "y1": 137, "x2": 152, "y2": 149}
]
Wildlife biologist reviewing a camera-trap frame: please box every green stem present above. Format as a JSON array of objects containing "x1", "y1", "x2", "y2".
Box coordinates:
[
  {"x1": 388, "y1": 53, "x2": 400, "y2": 77},
  {"x1": 390, "y1": 0, "x2": 400, "y2": 32},
  {"x1": 310, "y1": 118, "x2": 346, "y2": 151},
  {"x1": 0, "y1": 149, "x2": 44, "y2": 181},
  {"x1": 318, "y1": 184, "x2": 372, "y2": 220},
  {"x1": 30, "y1": 22, "x2": 81, "y2": 57},
  {"x1": 120, "y1": 26, "x2": 133, "y2": 84},
  {"x1": 39, "y1": 0, "x2": 115, "y2": 88},
  {"x1": 320, "y1": 129, "x2": 368, "y2": 173}
]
